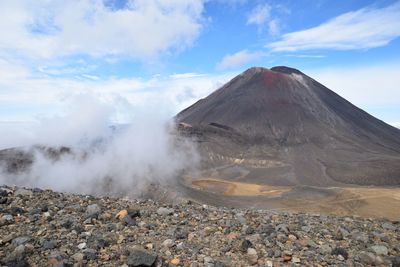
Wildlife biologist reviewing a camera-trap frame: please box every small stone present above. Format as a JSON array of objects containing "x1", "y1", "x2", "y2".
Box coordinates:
[
  {"x1": 14, "y1": 188, "x2": 33, "y2": 196},
  {"x1": 204, "y1": 256, "x2": 213, "y2": 264},
  {"x1": 242, "y1": 225, "x2": 254, "y2": 235},
  {"x1": 157, "y1": 207, "x2": 174, "y2": 216},
  {"x1": 235, "y1": 213, "x2": 247, "y2": 225},
  {"x1": 274, "y1": 250, "x2": 281, "y2": 258},
  {"x1": 116, "y1": 209, "x2": 128, "y2": 220},
  {"x1": 77, "y1": 242, "x2": 87, "y2": 250},
  {"x1": 162, "y1": 239, "x2": 174, "y2": 248},
  {"x1": 145, "y1": 243, "x2": 153, "y2": 250},
  {"x1": 188, "y1": 232, "x2": 196, "y2": 242},
  {"x1": 72, "y1": 252, "x2": 84, "y2": 262},
  {"x1": 43, "y1": 240, "x2": 56, "y2": 250},
  {"x1": 226, "y1": 232, "x2": 238, "y2": 240},
  {"x1": 10, "y1": 207, "x2": 25, "y2": 215},
  {"x1": 85, "y1": 204, "x2": 101, "y2": 218},
  {"x1": 240, "y1": 240, "x2": 252, "y2": 252},
  {"x1": 204, "y1": 226, "x2": 214, "y2": 236},
  {"x1": 391, "y1": 256, "x2": 400, "y2": 266},
  {"x1": 319, "y1": 244, "x2": 332, "y2": 254},
  {"x1": 61, "y1": 219, "x2": 73, "y2": 229},
  {"x1": 359, "y1": 251, "x2": 376, "y2": 265},
  {"x1": 266, "y1": 260, "x2": 273, "y2": 267},
  {"x1": 170, "y1": 258, "x2": 180, "y2": 265},
  {"x1": 338, "y1": 227, "x2": 349, "y2": 238},
  {"x1": 276, "y1": 224, "x2": 289, "y2": 234},
  {"x1": 260, "y1": 224, "x2": 275, "y2": 235},
  {"x1": 83, "y1": 248, "x2": 97, "y2": 260},
  {"x1": 100, "y1": 254, "x2": 110, "y2": 261},
  {"x1": 24, "y1": 243, "x2": 34, "y2": 253},
  {"x1": 12, "y1": 236, "x2": 31, "y2": 246},
  {"x1": 353, "y1": 232, "x2": 369, "y2": 243},
  {"x1": 292, "y1": 256, "x2": 300, "y2": 263},
  {"x1": 214, "y1": 261, "x2": 227, "y2": 267},
  {"x1": 176, "y1": 242, "x2": 184, "y2": 251},
  {"x1": 100, "y1": 212, "x2": 112, "y2": 220},
  {"x1": 0, "y1": 214, "x2": 13, "y2": 225},
  {"x1": 371, "y1": 245, "x2": 388, "y2": 256},
  {"x1": 13, "y1": 244, "x2": 26, "y2": 257},
  {"x1": 382, "y1": 222, "x2": 396, "y2": 230},
  {"x1": 376, "y1": 255, "x2": 385, "y2": 265},
  {"x1": 127, "y1": 248, "x2": 157, "y2": 267},
  {"x1": 122, "y1": 215, "x2": 137, "y2": 226},
  {"x1": 332, "y1": 247, "x2": 348, "y2": 260},
  {"x1": 283, "y1": 254, "x2": 292, "y2": 262},
  {"x1": 47, "y1": 258, "x2": 62, "y2": 267},
  {"x1": 288, "y1": 234, "x2": 297, "y2": 241},
  {"x1": 247, "y1": 248, "x2": 257, "y2": 255}
]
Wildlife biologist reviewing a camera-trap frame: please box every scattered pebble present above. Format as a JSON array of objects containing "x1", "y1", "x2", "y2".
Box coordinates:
[{"x1": 0, "y1": 185, "x2": 398, "y2": 266}]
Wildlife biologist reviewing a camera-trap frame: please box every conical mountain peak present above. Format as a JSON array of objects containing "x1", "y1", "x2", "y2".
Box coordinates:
[
  {"x1": 177, "y1": 65, "x2": 400, "y2": 186},
  {"x1": 270, "y1": 66, "x2": 303, "y2": 75}
]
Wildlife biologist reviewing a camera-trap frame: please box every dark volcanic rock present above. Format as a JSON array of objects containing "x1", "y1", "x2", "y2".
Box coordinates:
[
  {"x1": 0, "y1": 186, "x2": 398, "y2": 266},
  {"x1": 177, "y1": 66, "x2": 400, "y2": 186},
  {"x1": 127, "y1": 248, "x2": 157, "y2": 267}
]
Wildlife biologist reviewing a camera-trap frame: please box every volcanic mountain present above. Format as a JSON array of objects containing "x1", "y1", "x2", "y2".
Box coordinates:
[{"x1": 177, "y1": 66, "x2": 400, "y2": 186}]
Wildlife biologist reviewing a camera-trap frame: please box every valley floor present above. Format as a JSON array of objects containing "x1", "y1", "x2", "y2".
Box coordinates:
[{"x1": 184, "y1": 177, "x2": 400, "y2": 220}]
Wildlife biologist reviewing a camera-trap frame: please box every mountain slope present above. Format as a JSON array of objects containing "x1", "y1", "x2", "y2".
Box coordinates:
[{"x1": 177, "y1": 66, "x2": 400, "y2": 186}]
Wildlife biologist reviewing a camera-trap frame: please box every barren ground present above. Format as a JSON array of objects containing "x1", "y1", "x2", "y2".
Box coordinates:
[{"x1": 185, "y1": 177, "x2": 400, "y2": 220}]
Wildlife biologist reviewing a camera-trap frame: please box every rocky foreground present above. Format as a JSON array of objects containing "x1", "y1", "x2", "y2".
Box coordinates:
[{"x1": 0, "y1": 186, "x2": 399, "y2": 267}]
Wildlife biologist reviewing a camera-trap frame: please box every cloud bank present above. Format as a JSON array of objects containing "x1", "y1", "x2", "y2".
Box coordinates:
[
  {"x1": 0, "y1": 94, "x2": 199, "y2": 197},
  {"x1": 216, "y1": 50, "x2": 264, "y2": 70},
  {"x1": 0, "y1": 1, "x2": 205, "y2": 60}
]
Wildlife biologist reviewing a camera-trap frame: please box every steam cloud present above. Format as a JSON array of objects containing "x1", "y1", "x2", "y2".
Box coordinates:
[{"x1": 0, "y1": 94, "x2": 199, "y2": 196}]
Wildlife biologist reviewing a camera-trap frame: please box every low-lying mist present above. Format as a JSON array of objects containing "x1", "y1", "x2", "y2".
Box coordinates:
[{"x1": 0, "y1": 94, "x2": 199, "y2": 196}]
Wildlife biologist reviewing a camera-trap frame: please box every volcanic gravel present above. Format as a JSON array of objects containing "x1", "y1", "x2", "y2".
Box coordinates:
[{"x1": 0, "y1": 186, "x2": 399, "y2": 266}]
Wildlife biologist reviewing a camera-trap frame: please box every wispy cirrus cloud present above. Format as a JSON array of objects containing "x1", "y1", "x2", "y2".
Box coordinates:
[
  {"x1": 246, "y1": 3, "x2": 282, "y2": 35},
  {"x1": 268, "y1": 2, "x2": 400, "y2": 51},
  {"x1": 247, "y1": 4, "x2": 271, "y2": 26},
  {"x1": 216, "y1": 50, "x2": 265, "y2": 70}
]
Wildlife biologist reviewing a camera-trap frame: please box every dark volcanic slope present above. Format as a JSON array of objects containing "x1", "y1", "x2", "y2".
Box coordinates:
[{"x1": 177, "y1": 66, "x2": 400, "y2": 186}]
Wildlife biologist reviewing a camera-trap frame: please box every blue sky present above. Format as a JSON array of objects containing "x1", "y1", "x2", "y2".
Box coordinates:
[{"x1": 0, "y1": 0, "x2": 399, "y2": 128}]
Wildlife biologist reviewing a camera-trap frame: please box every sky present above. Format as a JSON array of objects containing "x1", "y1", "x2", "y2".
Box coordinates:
[{"x1": 0, "y1": 0, "x2": 400, "y2": 129}]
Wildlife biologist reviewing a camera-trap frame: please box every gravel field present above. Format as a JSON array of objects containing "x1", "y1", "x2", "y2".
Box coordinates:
[{"x1": 0, "y1": 185, "x2": 399, "y2": 267}]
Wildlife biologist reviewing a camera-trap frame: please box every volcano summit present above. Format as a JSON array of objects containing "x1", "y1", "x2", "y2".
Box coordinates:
[{"x1": 177, "y1": 66, "x2": 400, "y2": 187}]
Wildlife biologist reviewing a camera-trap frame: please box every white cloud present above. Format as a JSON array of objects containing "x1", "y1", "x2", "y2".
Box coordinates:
[
  {"x1": 169, "y1": 73, "x2": 206, "y2": 79},
  {"x1": 216, "y1": 50, "x2": 264, "y2": 70},
  {"x1": 269, "y1": 2, "x2": 400, "y2": 51},
  {"x1": 268, "y1": 19, "x2": 280, "y2": 36},
  {"x1": 0, "y1": 59, "x2": 234, "y2": 123},
  {"x1": 214, "y1": 0, "x2": 248, "y2": 6},
  {"x1": 390, "y1": 122, "x2": 400, "y2": 129},
  {"x1": 285, "y1": 54, "x2": 325, "y2": 58},
  {"x1": 247, "y1": 4, "x2": 271, "y2": 26},
  {"x1": 246, "y1": 3, "x2": 283, "y2": 35},
  {"x1": 307, "y1": 64, "x2": 400, "y2": 126},
  {"x1": 81, "y1": 74, "x2": 100, "y2": 81},
  {"x1": 308, "y1": 64, "x2": 400, "y2": 107},
  {"x1": 0, "y1": 0, "x2": 205, "y2": 60}
]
